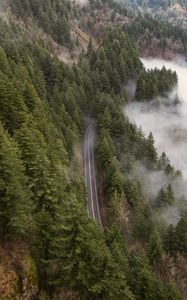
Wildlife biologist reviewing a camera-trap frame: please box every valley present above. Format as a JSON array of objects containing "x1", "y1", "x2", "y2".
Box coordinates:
[{"x1": 0, "y1": 1, "x2": 186, "y2": 299}]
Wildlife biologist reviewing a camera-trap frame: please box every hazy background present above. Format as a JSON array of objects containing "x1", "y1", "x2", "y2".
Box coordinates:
[
  {"x1": 126, "y1": 57, "x2": 187, "y2": 178},
  {"x1": 125, "y1": 57, "x2": 187, "y2": 224}
]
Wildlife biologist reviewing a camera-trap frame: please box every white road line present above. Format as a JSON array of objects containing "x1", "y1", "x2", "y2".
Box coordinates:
[
  {"x1": 88, "y1": 127, "x2": 96, "y2": 219},
  {"x1": 84, "y1": 125, "x2": 90, "y2": 214},
  {"x1": 90, "y1": 129, "x2": 103, "y2": 229},
  {"x1": 84, "y1": 124, "x2": 103, "y2": 228}
]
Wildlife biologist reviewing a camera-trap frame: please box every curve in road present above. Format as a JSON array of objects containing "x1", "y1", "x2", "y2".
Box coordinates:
[{"x1": 84, "y1": 124, "x2": 103, "y2": 229}]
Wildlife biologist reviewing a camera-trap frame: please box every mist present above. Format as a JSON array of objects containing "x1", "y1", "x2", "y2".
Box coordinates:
[
  {"x1": 125, "y1": 57, "x2": 187, "y2": 224},
  {"x1": 126, "y1": 57, "x2": 187, "y2": 177},
  {"x1": 71, "y1": 0, "x2": 88, "y2": 4}
]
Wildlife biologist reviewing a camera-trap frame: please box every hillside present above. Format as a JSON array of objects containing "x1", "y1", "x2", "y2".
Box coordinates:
[
  {"x1": 116, "y1": 0, "x2": 187, "y2": 28},
  {"x1": 0, "y1": 1, "x2": 186, "y2": 299},
  {"x1": 116, "y1": 0, "x2": 186, "y2": 9},
  {"x1": 71, "y1": 0, "x2": 187, "y2": 59}
]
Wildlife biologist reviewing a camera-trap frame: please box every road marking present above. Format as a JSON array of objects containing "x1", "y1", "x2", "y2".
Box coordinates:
[
  {"x1": 90, "y1": 129, "x2": 103, "y2": 229},
  {"x1": 84, "y1": 124, "x2": 103, "y2": 229},
  {"x1": 88, "y1": 127, "x2": 96, "y2": 220},
  {"x1": 85, "y1": 126, "x2": 95, "y2": 219},
  {"x1": 84, "y1": 125, "x2": 89, "y2": 214},
  {"x1": 85, "y1": 124, "x2": 93, "y2": 217}
]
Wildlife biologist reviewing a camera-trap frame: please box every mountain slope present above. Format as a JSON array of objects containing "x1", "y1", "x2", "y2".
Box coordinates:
[
  {"x1": 0, "y1": 1, "x2": 186, "y2": 299},
  {"x1": 116, "y1": 0, "x2": 185, "y2": 10}
]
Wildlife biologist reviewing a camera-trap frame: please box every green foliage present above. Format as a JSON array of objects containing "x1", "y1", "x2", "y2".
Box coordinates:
[
  {"x1": 175, "y1": 210, "x2": 187, "y2": 254},
  {"x1": 118, "y1": 0, "x2": 185, "y2": 10},
  {"x1": 0, "y1": 5, "x2": 185, "y2": 299},
  {"x1": 124, "y1": 180, "x2": 144, "y2": 209},
  {"x1": 125, "y1": 14, "x2": 187, "y2": 53},
  {"x1": 146, "y1": 230, "x2": 163, "y2": 264},
  {"x1": 90, "y1": 28, "x2": 142, "y2": 94},
  {"x1": 164, "y1": 224, "x2": 178, "y2": 254},
  {"x1": 128, "y1": 253, "x2": 182, "y2": 300},
  {"x1": 164, "y1": 210, "x2": 187, "y2": 255},
  {"x1": 157, "y1": 184, "x2": 175, "y2": 207},
  {"x1": 89, "y1": 20, "x2": 184, "y2": 300},
  {"x1": 158, "y1": 152, "x2": 170, "y2": 169},
  {"x1": 136, "y1": 67, "x2": 178, "y2": 101},
  {"x1": 0, "y1": 18, "x2": 88, "y2": 297},
  {"x1": 45, "y1": 197, "x2": 134, "y2": 300},
  {"x1": 0, "y1": 72, "x2": 28, "y2": 134},
  {"x1": 146, "y1": 132, "x2": 158, "y2": 165},
  {"x1": 10, "y1": 0, "x2": 71, "y2": 45},
  {"x1": 0, "y1": 122, "x2": 33, "y2": 236},
  {"x1": 133, "y1": 213, "x2": 153, "y2": 240},
  {"x1": 0, "y1": 46, "x2": 10, "y2": 74}
]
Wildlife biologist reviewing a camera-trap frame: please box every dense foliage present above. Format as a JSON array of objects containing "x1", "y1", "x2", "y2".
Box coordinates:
[
  {"x1": 10, "y1": 0, "x2": 71, "y2": 45},
  {"x1": 164, "y1": 210, "x2": 187, "y2": 255},
  {"x1": 0, "y1": 18, "x2": 141, "y2": 300},
  {"x1": 117, "y1": 0, "x2": 185, "y2": 10},
  {"x1": 87, "y1": 27, "x2": 184, "y2": 300},
  {"x1": 135, "y1": 66, "x2": 178, "y2": 101},
  {"x1": 124, "y1": 15, "x2": 187, "y2": 54},
  {"x1": 89, "y1": 28, "x2": 142, "y2": 93},
  {"x1": 0, "y1": 1, "x2": 186, "y2": 299}
]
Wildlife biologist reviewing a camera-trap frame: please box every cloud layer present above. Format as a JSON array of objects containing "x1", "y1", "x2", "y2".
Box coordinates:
[
  {"x1": 126, "y1": 57, "x2": 187, "y2": 178},
  {"x1": 125, "y1": 58, "x2": 187, "y2": 224}
]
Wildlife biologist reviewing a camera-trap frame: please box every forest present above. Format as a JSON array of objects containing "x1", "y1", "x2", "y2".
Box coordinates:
[
  {"x1": 0, "y1": 0, "x2": 186, "y2": 299},
  {"x1": 117, "y1": 0, "x2": 185, "y2": 10},
  {"x1": 135, "y1": 66, "x2": 178, "y2": 101},
  {"x1": 124, "y1": 14, "x2": 187, "y2": 56},
  {"x1": 10, "y1": 0, "x2": 71, "y2": 45}
]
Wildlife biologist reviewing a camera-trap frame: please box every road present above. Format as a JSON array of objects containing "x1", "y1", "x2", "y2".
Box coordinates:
[{"x1": 84, "y1": 124, "x2": 103, "y2": 229}]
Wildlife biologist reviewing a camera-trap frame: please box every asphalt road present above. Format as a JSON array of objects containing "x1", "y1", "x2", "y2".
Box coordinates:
[{"x1": 84, "y1": 124, "x2": 103, "y2": 229}]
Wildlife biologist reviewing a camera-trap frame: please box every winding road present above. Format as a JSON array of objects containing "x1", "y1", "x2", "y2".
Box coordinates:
[{"x1": 84, "y1": 124, "x2": 103, "y2": 229}]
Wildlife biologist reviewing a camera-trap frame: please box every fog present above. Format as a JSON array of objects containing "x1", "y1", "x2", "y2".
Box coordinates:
[
  {"x1": 71, "y1": 0, "x2": 88, "y2": 4},
  {"x1": 126, "y1": 57, "x2": 187, "y2": 178},
  {"x1": 125, "y1": 57, "x2": 187, "y2": 224}
]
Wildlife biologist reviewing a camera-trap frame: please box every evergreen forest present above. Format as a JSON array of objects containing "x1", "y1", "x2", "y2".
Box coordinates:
[{"x1": 0, "y1": 0, "x2": 186, "y2": 299}]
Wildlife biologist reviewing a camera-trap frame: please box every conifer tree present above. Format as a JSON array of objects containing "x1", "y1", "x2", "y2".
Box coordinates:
[
  {"x1": 0, "y1": 122, "x2": 33, "y2": 236},
  {"x1": 0, "y1": 46, "x2": 10, "y2": 74},
  {"x1": 147, "y1": 230, "x2": 163, "y2": 265},
  {"x1": 164, "y1": 224, "x2": 177, "y2": 255}
]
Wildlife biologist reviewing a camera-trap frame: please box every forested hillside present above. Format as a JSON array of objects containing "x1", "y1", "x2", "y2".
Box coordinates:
[
  {"x1": 116, "y1": 0, "x2": 185, "y2": 10},
  {"x1": 10, "y1": 0, "x2": 71, "y2": 45},
  {"x1": 0, "y1": 1, "x2": 186, "y2": 299},
  {"x1": 72, "y1": 0, "x2": 187, "y2": 58},
  {"x1": 135, "y1": 67, "x2": 178, "y2": 101},
  {"x1": 116, "y1": 0, "x2": 187, "y2": 30},
  {"x1": 124, "y1": 15, "x2": 187, "y2": 58}
]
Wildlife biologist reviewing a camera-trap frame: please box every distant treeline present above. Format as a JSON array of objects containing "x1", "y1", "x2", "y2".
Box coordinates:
[{"x1": 136, "y1": 67, "x2": 178, "y2": 101}]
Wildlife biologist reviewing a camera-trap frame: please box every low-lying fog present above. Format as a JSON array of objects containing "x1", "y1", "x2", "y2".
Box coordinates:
[
  {"x1": 125, "y1": 58, "x2": 187, "y2": 224},
  {"x1": 126, "y1": 57, "x2": 187, "y2": 178}
]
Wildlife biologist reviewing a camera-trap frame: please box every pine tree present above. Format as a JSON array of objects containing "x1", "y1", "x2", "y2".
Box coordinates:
[
  {"x1": 164, "y1": 224, "x2": 177, "y2": 255},
  {"x1": 15, "y1": 120, "x2": 59, "y2": 212},
  {"x1": 0, "y1": 46, "x2": 10, "y2": 74},
  {"x1": 0, "y1": 122, "x2": 33, "y2": 236},
  {"x1": 100, "y1": 71, "x2": 111, "y2": 92},
  {"x1": 167, "y1": 184, "x2": 175, "y2": 205},
  {"x1": 158, "y1": 152, "x2": 170, "y2": 169},
  {"x1": 47, "y1": 196, "x2": 134, "y2": 300},
  {"x1": 97, "y1": 136, "x2": 113, "y2": 170},
  {"x1": 176, "y1": 211, "x2": 187, "y2": 255},
  {"x1": 87, "y1": 36, "x2": 93, "y2": 55},
  {"x1": 111, "y1": 68, "x2": 121, "y2": 93},
  {"x1": 0, "y1": 72, "x2": 28, "y2": 134},
  {"x1": 146, "y1": 132, "x2": 157, "y2": 166},
  {"x1": 158, "y1": 188, "x2": 168, "y2": 207},
  {"x1": 147, "y1": 230, "x2": 163, "y2": 265}
]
